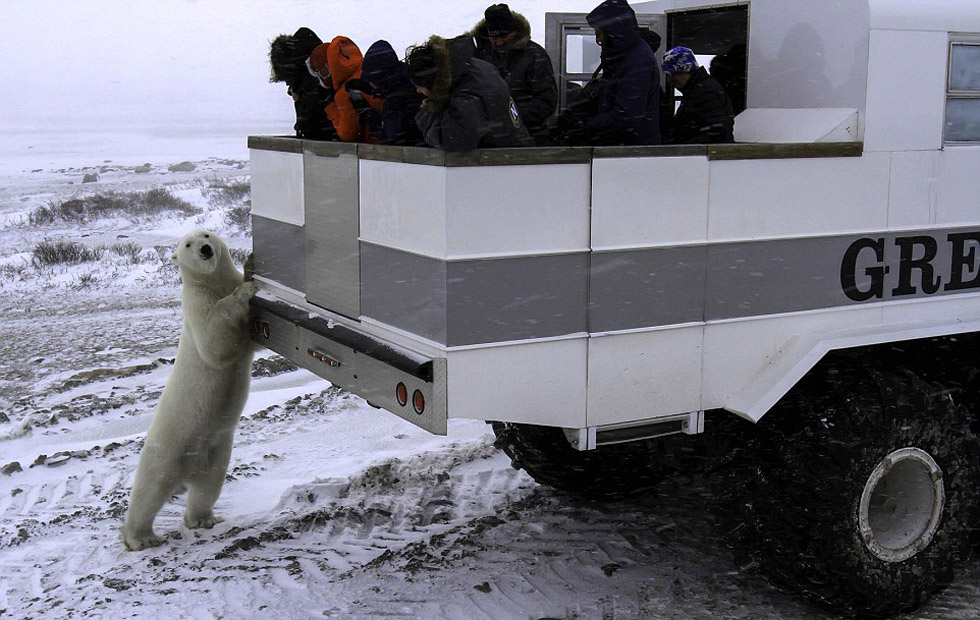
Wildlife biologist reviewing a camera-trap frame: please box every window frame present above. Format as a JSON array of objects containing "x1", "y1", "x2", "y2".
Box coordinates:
[
  {"x1": 545, "y1": 12, "x2": 666, "y2": 111},
  {"x1": 945, "y1": 34, "x2": 980, "y2": 145}
]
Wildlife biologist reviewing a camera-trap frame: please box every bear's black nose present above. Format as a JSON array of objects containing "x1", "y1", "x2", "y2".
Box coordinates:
[{"x1": 200, "y1": 244, "x2": 213, "y2": 259}]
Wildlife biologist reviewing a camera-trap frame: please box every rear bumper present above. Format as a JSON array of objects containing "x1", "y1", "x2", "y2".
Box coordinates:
[{"x1": 249, "y1": 295, "x2": 448, "y2": 434}]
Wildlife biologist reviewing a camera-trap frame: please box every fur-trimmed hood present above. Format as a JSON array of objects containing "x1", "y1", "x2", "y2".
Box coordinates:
[
  {"x1": 471, "y1": 10, "x2": 532, "y2": 51},
  {"x1": 269, "y1": 27, "x2": 323, "y2": 86},
  {"x1": 418, "y1": 35, "x2": 476, "y2": 112}
]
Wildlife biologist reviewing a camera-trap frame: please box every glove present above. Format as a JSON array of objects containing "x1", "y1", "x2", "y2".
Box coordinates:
[{"x1": 346, "y1": 81, "x2": 374, "y2": 119}]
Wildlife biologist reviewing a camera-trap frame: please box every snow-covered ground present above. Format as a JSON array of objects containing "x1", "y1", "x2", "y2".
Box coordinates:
[{"x1": 0, "y1": 160, "x2": 977, "y2": 620}]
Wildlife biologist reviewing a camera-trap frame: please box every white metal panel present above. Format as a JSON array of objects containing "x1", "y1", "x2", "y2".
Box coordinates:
[
  {"x1": 887, "y1": 150, "x2": 941, "y2": 228},
  {"x1": 586, "y1": 327, "x2": 703, "y2": 427},
  {"x1": 591, "y1": 157, "x2": 709, "y2": 249},
  {"x1": 446, "y1": 338, "x2": 588, "y2": 427},
  {"x1": 444, "y1": 164, "x2": 592, "y2": 259},
  {"x1": 707, "y1": 153, "x2": 891, "y2": 241},
  {"x1": 746, "y1": 0, "x2": 870, "y2": 112},
  {"x1": 359, "y1": 160, "x2": 447, "y2": 259},
  {"x1": 250, "y1": 149, "x2": 305, "y2": 226},
  {"x1": 880, "y1": 295, "x2": 980, "y2": 331},
  {"x1": 734, "y1": 108, "x2": 859, "y2": 143},
  {"x1": 939, "y1": 147, "x2": 980, "y2": 226},
  {"x1": 864, "y1": 29, "x2": 947, "y2": 153},
  {"x1": 702, "y1": 305, "x2": 886, "y2": 417},
  {"x1": 869, "y1": 0, "x2": 980, "y2": 33},
  {"x1": 708, "y1": 298, "x2": 980, "y2": 421}
]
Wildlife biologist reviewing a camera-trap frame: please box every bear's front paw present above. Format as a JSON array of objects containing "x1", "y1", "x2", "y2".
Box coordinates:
[
  {"x1": 123, "y1": 531, "x2": 166, "y2": 551},
  {"x1": 235, "y1": 281, "x2": 258, "y2": 302},
  {"x1": 184, "y1": 514, "x2": 225, "y2": 530},
  {"x1": 243, "y1": 253, "x2": 255, "y2": 281}
]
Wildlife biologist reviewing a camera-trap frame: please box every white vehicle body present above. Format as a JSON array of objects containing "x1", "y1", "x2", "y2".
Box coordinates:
[{"x1": 248, "y1": 0, "x2": 980, "y2": 448}]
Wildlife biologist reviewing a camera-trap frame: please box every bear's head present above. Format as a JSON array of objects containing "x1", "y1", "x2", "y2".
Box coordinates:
[{"x1": 171, "y1": 229, "x2": 237, "y2": 284}]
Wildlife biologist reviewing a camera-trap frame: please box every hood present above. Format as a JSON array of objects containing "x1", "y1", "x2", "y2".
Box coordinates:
[
  {"x1": 445, "y1": 34, "x2": 476, "y2": 82},
  {"x1": 269, "y1": 26, "x2": 323, "y2": 85},
  {"x1": 327, "y1": 36, "x2": 364, "y2": 88},
  {"x1": 470, "y1": 10, "x2": 532, "y2": 51},
  {"x1": 587, "y1": 0, "x2": 642, "y2": 56},
  {"x1": 310, "y1": 36, "x2": 364, "y2": 89},
  {"x1": 639, "y1": 27, "x2": 661, "y2": 53},
  {"x1": 362, "y1": 40, "x2": 413, "y2": 97},
  {"x1": 422, "y1": 35, "x2": 475, "y2": 112}
]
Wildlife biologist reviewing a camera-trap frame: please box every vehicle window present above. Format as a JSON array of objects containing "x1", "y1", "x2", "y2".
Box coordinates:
[
  {"x1": 666, "y1": 5, "x2": 748, "y2": 115},
  {"x1": 545, "y1": 12, "x2": 665, "y2": 111},
  {"x1": 946, "y1": 40, "x2": 980, "y2": 143},
  {"x1": 565, "y1": 33, "x2": 601, "y2": 74}
]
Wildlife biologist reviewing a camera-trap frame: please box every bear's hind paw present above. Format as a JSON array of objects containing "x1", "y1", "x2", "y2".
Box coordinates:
[
  {"x1": 184, "y1": 514, "x2": 225, "y2": 530},
  {"x1": 123, "y1": 532, "x2": 165, "y2": 551}
]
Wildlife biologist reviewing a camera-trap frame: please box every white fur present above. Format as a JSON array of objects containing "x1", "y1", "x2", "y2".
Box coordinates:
[{"x1": 122, "y1": 230, "x2": 257, "y2": 551}]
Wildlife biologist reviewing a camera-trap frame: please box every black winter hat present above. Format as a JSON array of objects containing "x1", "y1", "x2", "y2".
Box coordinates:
[
  {"x1": 363, "y1": 40, "x2": 400, "y2": 95},
  {"x1": 485, "y1": 4, "x2": 516, "y2": 37}
]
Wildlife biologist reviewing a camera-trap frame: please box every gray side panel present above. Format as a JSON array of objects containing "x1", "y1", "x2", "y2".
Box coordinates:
[
  {"x1": 361, "y1": 243, "x2": 448, "y2": 344},
  {"x1": 360, "y1": 244, "x2": 588, "y2": 346},
  {"x1": 446, "y1": 254, "x2": 589, "y2": 346},
  {"x1": 361, "y1": 228, "x2": 980, "y2": 345},
  {"x1": 706, "y1": 236, "x2": 856, "y2": 320},
  {"x1": 590, "y1": 247, "x2": 706, "y2": 332},
  {"x1": 304, "y1": 150, "x2": 361, "y2": 318},
  {"x1": 252, "y1": 215, "x2": 306, "y2": 293}
]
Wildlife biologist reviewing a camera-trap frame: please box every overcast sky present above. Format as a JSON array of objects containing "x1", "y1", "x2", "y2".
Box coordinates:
[{"x1": 0, "y1": 0, "x2": 603, "y2": 138}]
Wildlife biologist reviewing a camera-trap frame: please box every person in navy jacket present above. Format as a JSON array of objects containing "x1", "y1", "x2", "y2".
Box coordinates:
[
  {"x1": 583, "y1": 0, "x2": 661, "y2": 145},
  {"x1": 360, "y1": 40, "x2": 427, "y2": 146}
]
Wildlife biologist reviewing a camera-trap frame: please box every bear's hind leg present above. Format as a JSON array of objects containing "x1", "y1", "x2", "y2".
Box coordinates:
[
  {"x1": 122, "y1": 470, "x2": 178, "y2": 551},
  {"x1": 183, "y1": 438, "x2": 233, "y2": 530}
]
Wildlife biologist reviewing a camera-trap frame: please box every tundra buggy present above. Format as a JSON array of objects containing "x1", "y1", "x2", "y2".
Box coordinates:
[{"x1": 248, "y1": 0, "x2": 980, "y2": 616}]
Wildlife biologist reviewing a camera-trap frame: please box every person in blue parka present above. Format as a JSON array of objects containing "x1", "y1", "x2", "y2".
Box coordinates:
[
  {"x1": 662, "y1": 46, "x2": 735, "y2": 144},
  {"x1": 582, "y1": 0, "x2": 661, "y2": 145},
  {"x1": 359, "y1": 40, "x2": 427, "y2": 146}
]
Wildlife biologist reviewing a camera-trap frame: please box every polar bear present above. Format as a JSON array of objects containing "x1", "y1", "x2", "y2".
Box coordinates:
[{"x1": 122, "y1": 230, "x2": 257, "y2": 551}]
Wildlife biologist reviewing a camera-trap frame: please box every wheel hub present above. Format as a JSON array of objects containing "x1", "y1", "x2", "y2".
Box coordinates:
[{"x1": 858, "y1": 447, "x2": 945, "y2": 563}]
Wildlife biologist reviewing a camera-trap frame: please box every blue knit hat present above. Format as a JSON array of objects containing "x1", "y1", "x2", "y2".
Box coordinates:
[{"x1": 662, "y1": 46, "x2": 698, "y2": 75}]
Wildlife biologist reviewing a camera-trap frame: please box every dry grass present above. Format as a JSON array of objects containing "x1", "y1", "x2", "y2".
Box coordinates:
[
  {"x1": 28, "y1": 188, "x2": 199, "y2": 225},
  {"x1": 31, "y1": 241, "x2": 105, "y2": 266}
]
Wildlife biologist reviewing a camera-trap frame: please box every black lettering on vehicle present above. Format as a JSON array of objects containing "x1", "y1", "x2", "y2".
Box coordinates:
[
  {"x1": 945, "y1": 231, "x2": 980, "y2": 292},
  {"x1": 892, "y1": 236, "x2": 941, "y2": 296},
  {"x1": 841, "y1": 237, "x2": 886, "y2": 301},
  {"x1": 841, "y1": 231, "x2": 980, "y2": 302}
]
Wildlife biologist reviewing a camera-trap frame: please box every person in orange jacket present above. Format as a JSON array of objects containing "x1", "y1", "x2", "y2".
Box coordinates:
[{"x1": 308, "y1": 36, "x2": 382, "y2": 142}]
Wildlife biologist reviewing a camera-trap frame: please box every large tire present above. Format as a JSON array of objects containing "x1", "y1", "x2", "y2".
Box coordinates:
[
  {"x1": 491, "y1": 422, "x2": 675, "y2": 500},
  {"x1": 714, "y1": 360, "x2": 980, "y2": 617}
]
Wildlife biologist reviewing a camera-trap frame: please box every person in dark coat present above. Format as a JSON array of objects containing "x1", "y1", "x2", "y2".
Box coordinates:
[
  {"x1": 268, "y1": 27, "x2": 336, "y2": 140},
  {"x1": 360, "y1": 40, "x2": 426, "y2": 146},
  {"x1": 710, "y1": 44, "x2": 747, "y2": 116},
  {"x1": 662, "y1": 46, "x2": 735, "y2": 144},
  {"x1": 405, "y1": 34, "x2": 533, "y2": 151},
  {"x1": 472, "y1": 4, "x2": 558, "y2": 144},
  {"x1": 583, "y1": 0, "x2": 661, "y2": 145}
]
